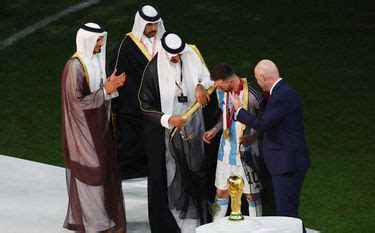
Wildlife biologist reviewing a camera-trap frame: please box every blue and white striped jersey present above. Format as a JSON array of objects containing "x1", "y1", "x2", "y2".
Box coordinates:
[{"x1": 217, "y1": 80, "x2": 263, "y2": 166}]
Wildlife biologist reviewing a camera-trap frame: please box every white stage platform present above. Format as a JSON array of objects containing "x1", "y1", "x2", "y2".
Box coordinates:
[
  {"x1": 0, "y1": 155, "x2": 150, "y2": 233},
  {"x1": 0, "y1": 155, "x2": 318, "y2": 233}
]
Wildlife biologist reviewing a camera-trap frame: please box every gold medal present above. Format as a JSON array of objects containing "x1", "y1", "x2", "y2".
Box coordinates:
[{"x1": 224, "y1": 128, "x2": 230, "y2": 138}]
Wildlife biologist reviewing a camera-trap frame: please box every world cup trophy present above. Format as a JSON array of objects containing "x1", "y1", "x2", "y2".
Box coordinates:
[{"x1": 227, "y1": 175, "x2": 245, "y2": 221}]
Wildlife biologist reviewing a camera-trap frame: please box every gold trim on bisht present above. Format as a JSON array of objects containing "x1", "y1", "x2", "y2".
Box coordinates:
[
  {"x1": 71, "y1": 52, "x2": 90, "y2": 87},
  {"x1": 168, "y1": 44, "x2": 214, "y2": 141},
  {"x1": 127, "y1": 32, "x2": 152, "y2": 61},
  {"x1": 138, "y1": 42, "x2": 216, "y2": 139},
  {"x1": 239, "y1": 78, "x2": 249, "y2": 139},
  {"x1": 113, "y1": 36, "x2": 127, "y2": 71},
  {"x1": 137, "y1": 58, "x2": 164, "y2": 116},
  {"x1": 70, "y1": 52, "x2": 102, "y2": 103},
  {"x1": 189, "y1": 44, "x2": 207, "y2": 68},
  {"x1": 169, "y1": 84, "x2": 217, "y2": 141}
]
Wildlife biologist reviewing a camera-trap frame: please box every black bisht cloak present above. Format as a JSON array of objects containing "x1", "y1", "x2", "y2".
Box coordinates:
[
  {"x1": 139, "y1": 51, "x2": 220, "y2": 233},
  {"x1": 108, "y1": 33, "x2": 152, "y2": 179}
]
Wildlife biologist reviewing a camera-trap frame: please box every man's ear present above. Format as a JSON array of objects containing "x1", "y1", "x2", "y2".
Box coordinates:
[{"x1": 261, "y1": 74, "x2": 266, "y2": 82}]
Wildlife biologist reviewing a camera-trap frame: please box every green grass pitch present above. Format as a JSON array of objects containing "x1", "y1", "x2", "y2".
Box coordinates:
[{"x1": 0, "y1": 0, "x2": 374, "y2": 232}]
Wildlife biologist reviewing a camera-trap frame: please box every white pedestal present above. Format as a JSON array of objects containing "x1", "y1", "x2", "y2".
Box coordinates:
[{"x1": 196, "y1": 216, "x2": 303, "y2": 233}]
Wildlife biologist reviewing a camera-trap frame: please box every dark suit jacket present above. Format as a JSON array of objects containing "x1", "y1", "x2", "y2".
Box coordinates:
[{"x1": 236, "y1": 79, "x2": 310, "y2": 175}]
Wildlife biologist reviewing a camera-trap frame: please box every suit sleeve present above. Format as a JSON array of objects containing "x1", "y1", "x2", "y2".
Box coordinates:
[{"x1": 237, "y1": 93, "x2": 292, "y2": 133}]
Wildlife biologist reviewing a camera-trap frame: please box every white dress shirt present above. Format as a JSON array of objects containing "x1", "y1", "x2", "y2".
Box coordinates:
[
  {"x1": 141, "y1": 34, "x2": 161, "y2": 56},
  {"x1": 270, "y1": 78, "x2": 282, "y2": 95}
]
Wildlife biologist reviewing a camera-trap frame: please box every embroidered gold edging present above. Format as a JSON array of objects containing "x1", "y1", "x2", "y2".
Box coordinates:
[
  {"x1": 127, "y1": 32, "x2": 152, "y2": 61},
  {"x1": 169, "y1": 84, "x2": 217, "y2": 140},
  {"x1": 239, "y1": 78, "x2": 248, "y2": 139},
  {"x1": 71, "y1": 52, "x2": 89, "y2": 87},
  {"x1": 114, "y1": 36, "x2": 127, "y2": 70},
  {"x1": 189, "y1": 44, "x2": 207, "y2": 68},
  {"x1": 169, "y1": 45, "x2": 212, "y2": 141},
  {"x1": 70, "y1": 53, "x2": 101, "y2": 106},
  {"x1": 138, "y1": 43, "x2": 215, "y2": 141},
  {"x1": 137, "y1": 58, "x2": 164, "y2": 116},
  {"x1": 182, "y1": 84, "x2": 216, "y2": 120}
]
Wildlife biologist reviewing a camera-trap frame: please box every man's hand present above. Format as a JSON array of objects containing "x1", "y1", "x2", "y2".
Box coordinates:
[
  {"x1": 195, "y1": 84, "x2": 210, "y2": 107},
  {"x1": 168, "y1": 115, "x2": 187, "y2": 128},
  {"x1": 229, "y1": 92, "x2": 242, "y2": 111},
  {"x1": 104, "y1": 68, "x2": 126, "y2": 94},
  {"x1": 203, "y1": 127, "x2": 218, "y2": 144}
]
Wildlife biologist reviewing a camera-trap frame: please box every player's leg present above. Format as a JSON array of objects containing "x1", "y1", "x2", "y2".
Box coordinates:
[
  {"x1": 213, "y1": 160, "x2": 230, "y2": 221},
  {"x1": 213, "y1": 189, "x2": 229, "y2": 221},
  {"x1": 246, "y1": 193, "x2": 262, "y2": 216},
  {"x1": 238, "y1": 163, "x2": 263, "y2": 216}
]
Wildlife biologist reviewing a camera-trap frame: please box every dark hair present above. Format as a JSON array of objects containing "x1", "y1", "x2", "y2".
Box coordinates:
[{"x1": 211, "y1": 63, "x2": 235, "y2": 81}]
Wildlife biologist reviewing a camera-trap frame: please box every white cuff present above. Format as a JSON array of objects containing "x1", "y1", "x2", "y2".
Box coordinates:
[
  {"x1": 235, "y1": 107, "x2": 243, "y2": 120},
  {"x1": 199, "y1": 80, "x2": 213, "y2": 90},
  {"x1": 103, "y1": 89, "x2": 119, "y2": 100},
  {"x1": 160, "y1": 114, "x2": 172, "y2": 129},
  {"x1": 110, "y1": 90, "x2": 119, "y2": 99},
  {"x1": 103, "y1": 87, "x2": 108, "y2": 99}
]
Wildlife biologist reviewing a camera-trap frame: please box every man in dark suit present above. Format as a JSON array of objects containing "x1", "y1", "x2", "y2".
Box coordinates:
[{"x1": 230, "y1": 59, "x2": 310, "y2": 231}]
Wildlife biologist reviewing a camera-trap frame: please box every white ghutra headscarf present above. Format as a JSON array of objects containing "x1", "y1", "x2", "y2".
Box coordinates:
[
  {"x1": 76, "y1": 22, "x2": 108, "y2": 93},
  {"x1": 131, "y1": 4, "x2": 166, "y2": 40},
  {"x1": 157, "y1": 32, "x2": 212, "y2": 115}
]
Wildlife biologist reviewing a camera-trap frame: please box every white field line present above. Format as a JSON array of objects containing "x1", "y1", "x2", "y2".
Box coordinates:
[{"x1": 0, "y1": 0, "x2": 101, "y2": 50}]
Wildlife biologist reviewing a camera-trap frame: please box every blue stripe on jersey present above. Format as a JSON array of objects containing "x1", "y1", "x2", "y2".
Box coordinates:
[
  {"x1": 217, "y1": 90, "x2": 225, "y2": 161},
  {"x1": 228, "y1": 119, "x2": 238, "y2": 165}
]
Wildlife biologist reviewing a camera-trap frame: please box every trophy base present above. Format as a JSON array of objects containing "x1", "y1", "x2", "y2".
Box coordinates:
[
  {"x1": 210, "y1": 216, "x2": 262, "y2": 232},
  {"x1": 196, "y1": 216, "x2": 304, "y2": 233},
  {"x1": 228, "y1": 213, "x2": 244, "y2": 221}
]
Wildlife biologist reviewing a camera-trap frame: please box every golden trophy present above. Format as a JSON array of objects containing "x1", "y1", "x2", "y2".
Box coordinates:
[{"x1": 227, "y1": 175, "x2": 245, "y2": 221}]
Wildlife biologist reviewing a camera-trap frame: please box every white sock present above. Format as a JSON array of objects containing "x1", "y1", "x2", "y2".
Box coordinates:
[
  {"x1": 248, "y1": 197, "x2": 262, "y2": 217},
  {"x1": 213, "y1": 198, "x2": 229, "y2": 221}
]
